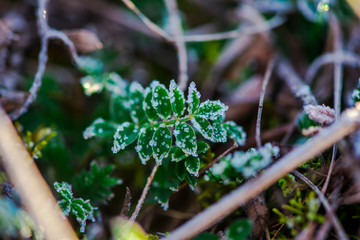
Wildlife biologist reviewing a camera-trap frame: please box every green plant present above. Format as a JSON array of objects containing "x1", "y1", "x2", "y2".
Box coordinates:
[
  {"x1": 207, "y1": 143, "x2": 279, "y2": 184},
  {"x1": 272, "y1": 190, "x2": 324, "y2": 236},
  {"x1": 54, "y1": 182, "x2": 97, "y2": 233},
  {"x1": 192, "y1": 219, "x2": 252, "y2": 240},
  {"x1": 80, "y1": 61, "x2": 246, "y2": 205},
  {"x1": 16, "y1": 123, "x2": 56, "y2": 159},
  {"x1": 72, "y1": 161, "x2": 122, "y2": 205}
]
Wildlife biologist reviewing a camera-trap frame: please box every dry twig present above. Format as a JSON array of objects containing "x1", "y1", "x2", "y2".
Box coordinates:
[
  {"x1": 129, "y1": 164, "x2": 159, "y2": 222},
  {"x1": 9, "y1": 0, "x2": 79, "y2": 120},
  {"x1": 164, "y1": 0, "x2": 188, "y2": 91},
  {"x1": 164, "y1": 106, "x2": 360, "y2": 240},
  {"x1": 256, "y1": 58, "x2": 276, "y2": 148},
  {"x1": 0, "y1": 106, "x2": 78, "y2": 240}
]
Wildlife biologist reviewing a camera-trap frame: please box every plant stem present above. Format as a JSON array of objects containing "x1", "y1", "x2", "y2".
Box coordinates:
[
  {"x1": 256, "y1": 58, "x2": 276, "y2": 148},
  {"x1": 0, "y1": 106, "x2": 78, "y2": 240},
  {"x1": 129, "y1": 163, "x2": 159, "y2": 222},
  {"x1": 164, "y1": 106, "x2": 360, "y2": 240},
  {"x1": 293, "y1": 171, "x2": 348, "y2": 240}
]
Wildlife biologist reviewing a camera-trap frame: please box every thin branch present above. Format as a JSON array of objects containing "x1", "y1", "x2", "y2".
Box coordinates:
[
  {"x1": 199, "y1": 142, "x2": 238, "y2": 176},
  {"x1": 164, "y1": 106, "x2": 360, "y2": 240},
  {"x1": 129, "y1": 164, "x2": 159, "y2": 222},
  {"x1": 322, "y1": 14, "x2": 343, "y2": 194},
  {"x1": 304, "y1": 51, "x2": 360, "y2": 84},
  {"x1": 0, "y1": 106, "x2": 78, "y2": 240},
  {"x1": 277, "y1": 59, "x2": 317, "y2": 106},
  {"x1": 256, "y1": 58, "x2": 276, "y2": 148},
  {"x1": 182, "y1": 14, "x2": 285, "y2": 42},
  {"x1": 120, "y1": 0, "x2": 171, "y2": 41},
  {"x1": 293, "y1": 171, "x2": 348, "y2": 240},
  {"x1": 164, "y1": 0, "x2": 188, "y2": 91},
  {"x1": 10, "y1": 0, "x2": 79, "y2": 120}
]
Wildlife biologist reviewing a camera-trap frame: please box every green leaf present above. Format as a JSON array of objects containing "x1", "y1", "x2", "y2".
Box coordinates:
[
  {"x1": 185, "y1": 172, "x2": 197, "y2": 189},
  {"x1": 151, "y1": 84, "x2": 172, "y2": 120},
  {"x1": 77, "y1": 56, "x2": 103, "y2": 75},
  {"x1": 143, "y1": 87, "x2": 160, "y2": 122},
  {"x1": 192, "y1": 233, "x2": 220, "y2": 240},
  {"x1": 129, "y1": 82, "x2": 148, "y2": 124},
  {"x1": 223, "y1": 121, "x2": 246, "y2": 145},
  {"x1": 81, "y1": 75, "x2": 103, "y2": 96},
  {"x1": 212, "y1": 122, "x2": 227, "y2": 143},
  {"x1": 191, "y1": 117, "x2": 214, "y2": 141},
  {"x1": 225, "y1": 219, "x2": 252, "y2": 240},
  {"x1": 73, "y1": 162, "x2": 122, "y2": 205},
  {"x1": 185, "y1": 156, "x2": 200, "y2": 176},
  {"x1": 195, "y1": 100, "x2": 229, "y2": 120},
  {"x1": 112, "y1": 122, "x2": 139, "y2": 153},
  {"x1": 196, "y1": 141, "x2": 209, "y2": 154},
  {"x1": 152, "y1": 126, "x2": 172, "y2": 164},
  {"x1": 187, "y1": 82, "x2": 201, "y2": 115},
  {"x1": 172, "y1": 147, "x2": 187, "y2": 162},
  {"x1": 83, "y1": 118, "x2": 117, "y2": 139},
  {"x1": 54, "y1": 182, "x2": 97, "y2": 233},
  {"x1": 169, "y1": 80, "x2": 185, "y2": 117},
  {"x1": 110, "y1": 95, "x2": 132, "y2": 123},
  {"x1": 111, "y1": 218, "x2": 148, "y2": 240},
  {"x1": 103, "y1": 72, "x2": 127, "y2": 96},
  {"x1": 174, "y1": 123, "x2": 197, "y2": 156},
  {"x1": 175, "y1": 161, "x2": 187, "y2": 181},
  {"x1": 136, "y1": 127, "x2": 155, "y2": 164}
]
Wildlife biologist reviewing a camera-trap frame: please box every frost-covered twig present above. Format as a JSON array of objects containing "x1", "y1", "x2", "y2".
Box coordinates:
[
  {"x1": 0, "y1": 106, "x2": 78, "y2": 240},
  {"x1": 164, "y1": 0, "x2": 188, "y2": 91},
  {"x1": 305, "y1": 51, "x2": 360, "y2": 84},
  {"x1": 277, "y1": 59, "x2": 317, "y2": 106},
  {"x1": 120, "y1": 0, "x2": 171, "y2": 41},
  {"x1": 164, "y1": 106, "x2": 360, "y2": 240},
  {"x1": 182, "y1": 14, "x2": 285, "y2": 42},
  {"x1": 293, "y1": 171, "x2": 348, "y2": 240},
  {"x1": 10, "y1": 0, "x2": 79, "y2": 120},
  {"x1": 129, "y1": 164, "x2": 159, "y2": 222},
  {"x1": 256, "y1": 58, "x2": 276, "y2": 148}
]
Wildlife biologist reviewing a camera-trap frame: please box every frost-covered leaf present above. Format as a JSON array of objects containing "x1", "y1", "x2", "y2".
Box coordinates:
[
  {"x1": 185, "y1": 156, "x2": 200, "y2": 176},
  {"x1": 191, "y1": 117, "x2": 213, "y2": 141},
  {"x1": 174, "y1": 123, "x2": 197, "y2": 156},
  {"x1": 81, "y1": 75, "x2": 103, "y2": 96},
  {"x1": 195, "y1": 100, "x2": 229, "y2": 120},
  {"x1": 112, "y1": 122, "x2": 139, "y2": 153},
  {"x1": 223, "y1": 121, "x2": 246, "y2": 146},
  {"x1": 225, "y1": 219, "x2": 252, "y2": 240},
  {"x1": 143, "y1": 87, "x2": 160, "y2": 122},
  {"x1": 129, "y1": 82, "x2": 147, "y2": 124},
  {"x1": 110, "y1": 95, "x2": 132, "y2": 123},
  {"x1": 78, "y1": 56, "x2": 103, "y2": 75},
  {"x1": 187, "y1": 82, "x2": 201, "y2": 115},
  {"x1": 83, "y1": 118, "x2": 117, "y2": 139},
  {"x1": 152, "y1": 126, "x2": 172, "y2": 164},
  {"x1": 169, "y1": 80, "x2": 185, "y2": 117},
  {"x1": 73, "y1": 162, "x2": 122, "y2": 205},
  {"x1": 54, "y1": 182, "x2": 97, "y2": 233},
  {"x1": 212, "y1": 122, "x2": 227, "y2": 143},
  {"x1": 197, "y1": 141, "x2": 209, "y2": 154},
  {"x1": 172, "y1": 147, "x2": 187, "y2": 162},
  {"x1": 151, "y1": 84, "x2": 172, "y2": 120},
  {"x1": 231, "y1": 143, "x2": 279, "y2": 178},
  {"x1": 103, "y1": 72, "x2": 127, "y2": 96},
  {"x1": 136, "y1": 127, "x2": 155, "y2": 164},
  {"x1": 303, "y1": 104, "x2": 335, "y2": 125}
]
